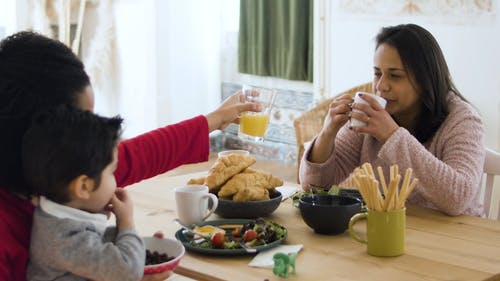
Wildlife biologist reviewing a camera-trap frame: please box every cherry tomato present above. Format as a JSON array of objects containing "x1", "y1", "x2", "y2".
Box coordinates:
[
  {"x1": 210, "y1": 232, "x2": 225, "y2": 248},
  {"x1": 231, "y1": 227, "x2": 242, "y2": 237},
  {"x1": 243, "y1": 229, "x2": 258, "y2": 242}
]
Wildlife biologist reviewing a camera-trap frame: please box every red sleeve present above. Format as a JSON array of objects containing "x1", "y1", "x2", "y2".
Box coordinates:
[
  {"x1": 0, "y1": 188, "x2": 34, "y2": 281},
  {"x1": 114, "y1": 115, "x2": 210, "y2": 187}
]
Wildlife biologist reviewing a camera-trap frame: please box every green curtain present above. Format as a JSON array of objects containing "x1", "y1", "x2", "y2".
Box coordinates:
[{"x1": 238, "y1": 0, "x2": 313, "y2": 82}]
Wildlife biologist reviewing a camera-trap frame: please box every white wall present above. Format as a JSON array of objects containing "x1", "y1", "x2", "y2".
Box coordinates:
[
  {"x1": 0, "y1": 0, "x2": 18, "y2": 37},
  {"x1": 327, "y1": 3, "x2": 500, "y2": 149},
  {"x1": 109, "y1": 0, "x2": 158, "y2": 138},
  {"x1": 105, "y1": 0, "x2": 225, "y2": 138},
  {"x1": 155, "y1": 0, "x2": 222, "y2": 126}
]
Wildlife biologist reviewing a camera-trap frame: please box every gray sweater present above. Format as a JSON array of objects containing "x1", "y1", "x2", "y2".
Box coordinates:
[
  {"x1": 300, "y1": 94, "x2": 485, "y2": 216},
  {"x1": 27, "y1": 200, "x2": 145, "y2": 281}
]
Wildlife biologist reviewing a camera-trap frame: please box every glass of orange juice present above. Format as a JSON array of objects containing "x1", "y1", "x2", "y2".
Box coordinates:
[{"x1": 238, "y1": 85, "x2": 277, "y2": 142}]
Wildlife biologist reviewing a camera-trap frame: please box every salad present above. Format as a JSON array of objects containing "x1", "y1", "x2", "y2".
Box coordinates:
[{"x1": 189, "y1": 218, "x2": 287, "y2": 250}]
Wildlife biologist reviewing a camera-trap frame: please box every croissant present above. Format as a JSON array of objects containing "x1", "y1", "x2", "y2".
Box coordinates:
[
  {"x1": 187, "y1": 177, "x2": 206, "y2": 185},
  {"x1": 241, "y1": 168, "x2": 284, "y2": 189},
  {"x1": 232, "y1": 186, "x2": 269, "y2": 202},
  {"x1": 204, "y1": 154, "x2": 256, "y2": 193},
  {"x1": 218, "y1": 168, "x2": 283, "y2": 201}
]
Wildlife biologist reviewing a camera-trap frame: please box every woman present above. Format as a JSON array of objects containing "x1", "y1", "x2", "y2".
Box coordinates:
[
  {"x1": 0, "y1": 31, "x2": 260, "y2": 281},
  {"x1": 299, "y1": 24, "x2": 485, "y2": 217}
]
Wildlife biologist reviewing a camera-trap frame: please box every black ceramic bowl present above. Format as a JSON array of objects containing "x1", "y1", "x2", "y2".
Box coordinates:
[
  {"x1": 299, "y1": 195, "x2": 362, "y2": 235},
  {"x1": 214, "y1": 191, "x2": 282, "y2": 219}
]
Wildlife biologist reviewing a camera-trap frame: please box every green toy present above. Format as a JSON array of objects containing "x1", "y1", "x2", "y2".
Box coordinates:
[{"x1": 272, "y1": 252, "x2": 297, "y2": 278}]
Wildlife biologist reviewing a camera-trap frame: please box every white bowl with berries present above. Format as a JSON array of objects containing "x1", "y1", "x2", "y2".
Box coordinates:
[{"x1": 143, "y1": 237, "x2": 185, "y2": 275}]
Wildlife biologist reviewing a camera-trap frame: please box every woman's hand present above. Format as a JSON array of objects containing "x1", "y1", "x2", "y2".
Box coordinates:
[
  {"x1": 205, "y1": 91, "x2": 262, "y2": 132},
  {"x1": 349, "y1": 94, "x2": 398, "y2": 142},
  {"x1": 320, "y1": 94, "x2": 354, "y2": 138},
  {"x1": 309, "y1": 94, "x2": 353, "y2": 164}
]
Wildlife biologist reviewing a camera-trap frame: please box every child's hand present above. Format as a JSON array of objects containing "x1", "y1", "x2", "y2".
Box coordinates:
[{"x1": 110, "y1": 189, "x2": 135, "y2": 229}]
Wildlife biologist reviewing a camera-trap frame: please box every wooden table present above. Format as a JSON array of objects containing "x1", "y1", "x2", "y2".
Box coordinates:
[{"x1": 128, "y1": 165, "x2": 500, "y2": 281}]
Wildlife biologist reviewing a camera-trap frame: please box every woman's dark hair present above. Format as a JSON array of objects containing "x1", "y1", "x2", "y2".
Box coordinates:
[
  {"x1": 22, "y1": 106, "x2": 123, "y2": 204},
  {"x1": 0, "y1": 31, "x2": 91, "y2": 196},
  {"x1": 375, "y1": 24, "x2": 466, "y2": 143}
]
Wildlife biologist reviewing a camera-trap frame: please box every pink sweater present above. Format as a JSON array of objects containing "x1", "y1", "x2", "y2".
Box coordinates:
[{"x1": 299, "y1": 94, "x2": 485, "y2": 216}]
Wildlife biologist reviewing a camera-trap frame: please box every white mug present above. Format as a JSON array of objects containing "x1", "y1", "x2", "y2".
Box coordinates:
[
  {"x1": 175, "y1": 185, "x2": 218, "y2": 225},
  {"x1": 350, "y1": 92, "x2": 387, "y2": 127}
]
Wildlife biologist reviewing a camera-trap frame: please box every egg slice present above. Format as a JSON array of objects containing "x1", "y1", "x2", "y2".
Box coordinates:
[{"x1": 193, "y1": 225, "x2": 225, "y2": 239}]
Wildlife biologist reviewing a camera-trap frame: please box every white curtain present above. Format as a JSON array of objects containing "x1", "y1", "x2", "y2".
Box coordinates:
[{"x1": 29, "y1": 0, "x2": 118, "y2": 124}]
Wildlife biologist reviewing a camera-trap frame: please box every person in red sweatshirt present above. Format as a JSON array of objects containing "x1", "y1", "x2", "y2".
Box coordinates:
[{"x1": 0, "y1": 31, "x2": 260, "y2": 281}]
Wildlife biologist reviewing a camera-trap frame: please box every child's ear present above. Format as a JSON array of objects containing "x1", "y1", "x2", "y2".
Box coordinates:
[{"x1": 68, "y1": 175, "x2": 94, "y2": 200}]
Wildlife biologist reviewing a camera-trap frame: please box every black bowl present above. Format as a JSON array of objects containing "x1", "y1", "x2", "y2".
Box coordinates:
[
  {"x1": 299, "y1": 195, "x2": 362, "y2": 235},
  {"x1": 214, "y1": 191, "x2": 282, "y2": 219}
]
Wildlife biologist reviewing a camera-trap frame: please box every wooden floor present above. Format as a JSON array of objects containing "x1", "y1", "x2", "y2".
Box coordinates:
[{"x1": 164, "y1": 152, "x2": 298, "y2": 183}]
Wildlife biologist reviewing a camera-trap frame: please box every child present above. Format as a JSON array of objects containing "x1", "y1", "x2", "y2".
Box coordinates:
[{"x1": 22, "y1": 106, "x2": 144, "y2": 281}]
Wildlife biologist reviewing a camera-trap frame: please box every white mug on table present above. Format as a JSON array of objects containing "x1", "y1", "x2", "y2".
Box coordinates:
[{"x1": 175, "y1": 185, "x2": 218, "y2": 226}]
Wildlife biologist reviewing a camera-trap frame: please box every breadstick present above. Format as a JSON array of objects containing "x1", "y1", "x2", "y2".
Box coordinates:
[
  {"x1": 390, "y1": 165, "x2": 395, "y2": 182},
  {"x1": 367, "y1": 176, "x2": 379, "y2": 210},
  {"x1": 369, "y1": 178, "x2": 376, "y2": 210},
  {"x1": 393, "y1": 165, "x2": 399, "y2": 183},
  {"x1": 354, "y1": 167, "x2": 363, "y2": 177},
  {"x1": 353, "y1": 176, "x2": 370, "y2": 208},
  {"x1": 374, "y1": 179, "x2": 384, "y2": 211},
  {"x1": 393, "y1": 186, "x2": 399, "y2": 210},
  {"x1": 362, "y1": 163, "x2": 376, "y2": 179},
  {"x1": 384, "y1": 175, "x2": 401, "y2": 211},
  {"x1": 383, "y1": 175, "x2": 396, "y2": 211},
  {"x1": 352, "y1": 175, "x2": 362, "y2": 195},
  {"x1": 355, "y1": 165, "x2": 417, "y2": 211},
  {"x1": 406, "y1": 178, "x2": 418, "y2": 197},
  {"x1": 397, "y1": 168, "x2": 413, "y2": 208},
  {"x1": 360, "y1": 175, "x2": 374, "y2": 209},
  {"x1": 371, "y1": 178, "x2": 382, "y2": 211},
  {"x1": 366, "y1": 164, "x2": 382, "y2": 209},
  {"x1": 398, "y1": 178, "x2": 419, "y2": 207},
  {"x1": 352, "y1": 169, "x2": 361, "y2": 186},
  {"x1": 377, "y1": 166, "x2": 388, "y2": 195}
]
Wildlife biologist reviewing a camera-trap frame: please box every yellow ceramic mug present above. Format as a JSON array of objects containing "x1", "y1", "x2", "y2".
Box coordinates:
[{"x1": 348, "y1": 208, "x2": 406, "y2": 257}]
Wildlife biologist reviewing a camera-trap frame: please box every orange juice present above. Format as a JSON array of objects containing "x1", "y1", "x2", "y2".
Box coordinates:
[{"x1": 239, "y1": 113, "x2": 270, "y2": 137}]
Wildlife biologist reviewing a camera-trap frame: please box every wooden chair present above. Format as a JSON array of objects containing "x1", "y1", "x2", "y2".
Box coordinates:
[
  {"x1": 482, "y1": 147, "x2": 500, "y2": 220},
  {"x1": 293, "y1": 82, "x2": 372, "y2": 183}
]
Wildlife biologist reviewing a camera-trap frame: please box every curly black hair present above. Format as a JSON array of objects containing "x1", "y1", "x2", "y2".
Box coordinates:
[{"x1": 0, "y1": 31, "x2": 90, "y2": 196}]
